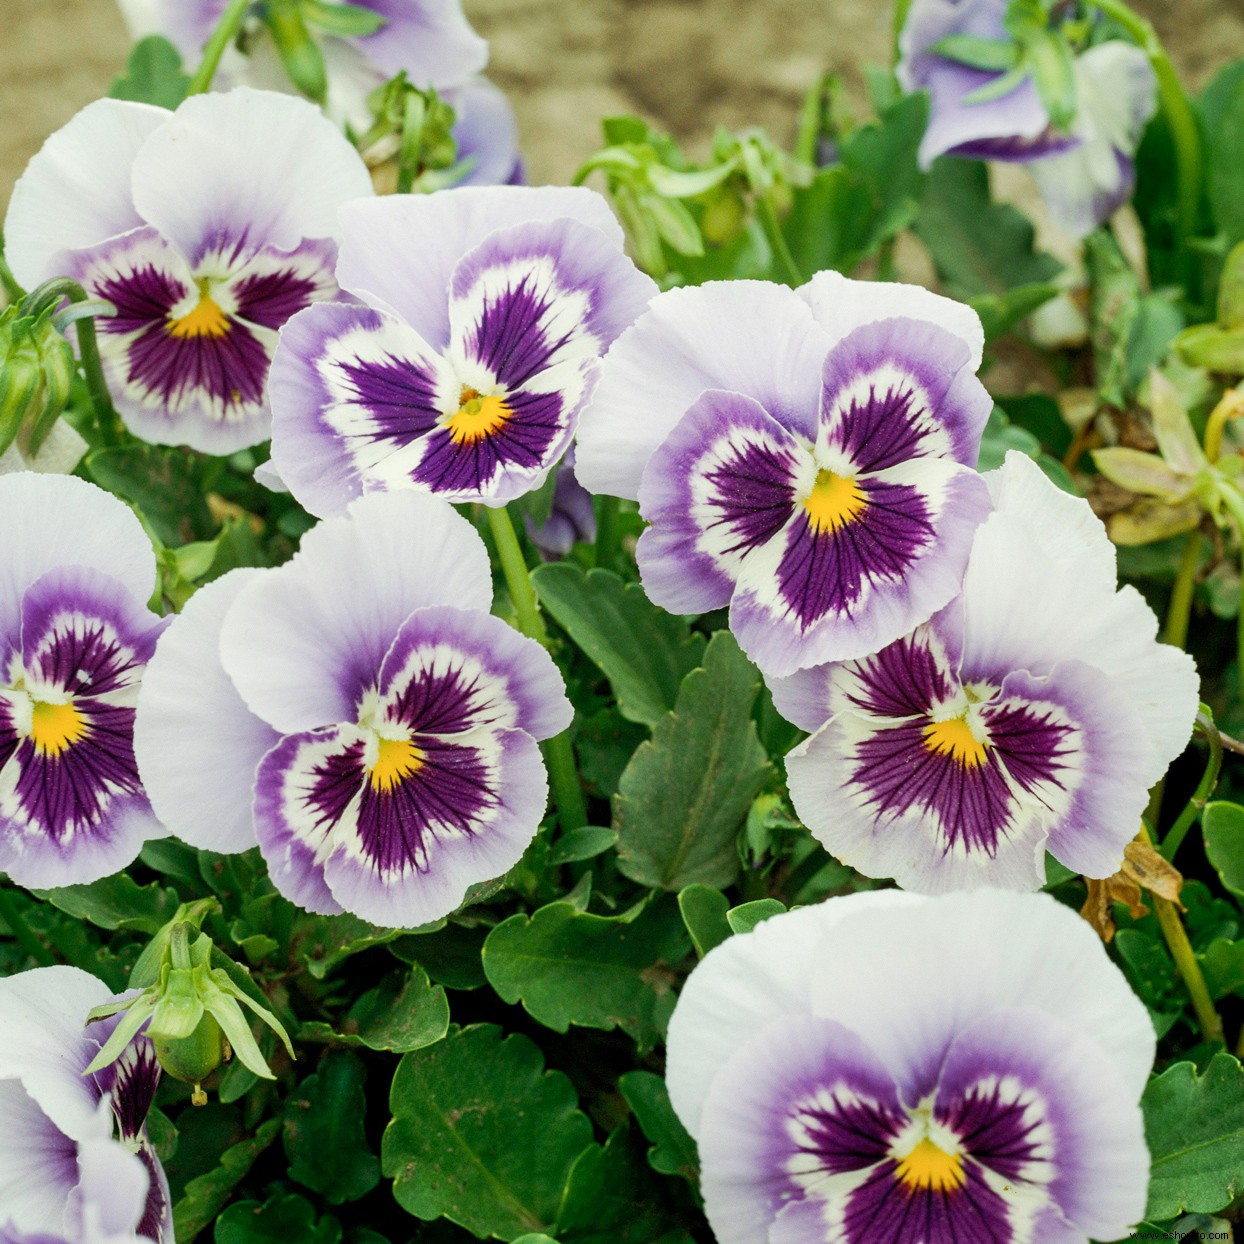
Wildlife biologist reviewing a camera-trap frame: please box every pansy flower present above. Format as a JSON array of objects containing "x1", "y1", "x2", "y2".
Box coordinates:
[
  {"x1": 0, "y1": 966, "x2": 170, "y2": 1244},
  {"x1": 665, "y1": 890, "x2": 1154, "y2": 1244},
  {"x1": 775, "y1": 452, "x2": 1199, "y2": 892},
  {"x1": 266, "y1": 186, "x2": 656, "y2": 516},
  {"x1": 0, "y1": 473, "x2": 166, "y2": 887},
  {"x1": 898, "y1": 0, "x2": 1156, "y2": 238},
  {"x1": 574, "y1": 271, "x2": 994, "y2": 676},
  {"x1": 134, "y1": 490, "x2": 572, "y2": 926},
  {"x1": 3, "y1": 88, "x2": 373, "y2": 453}
]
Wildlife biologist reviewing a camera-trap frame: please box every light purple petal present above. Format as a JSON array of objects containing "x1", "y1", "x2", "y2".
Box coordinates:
[
  {"x1": 447, "y1": 78, "x2": 523, "y2": 187},
  {"x1": 576, "y1": 281, "x2": 831, "y2": 500},
  {"x1": 219, "y1": 491, "x2": 493, "y2": 735},
  {"x1": 351, "y1": 0, "x2": 488, "y2": 87},
  {"x1": 0, "y1": 1079, "x2": 83, "y2": 1237},
  {"x1": 134, "y1": 570, "x2": 280, "y2": 854}
]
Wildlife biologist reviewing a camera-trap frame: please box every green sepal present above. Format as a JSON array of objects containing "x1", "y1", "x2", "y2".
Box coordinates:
[
  {"x1": 82, "y1": 994, "x2": 158, "y2": 1075},
  {"x1": 302, "y1": 0, "x2": 388, "y2": 37},
  {"x1": 929, "y1": 33, "x2": 1020, "y2": 73},
  {"x1": 266, "y1": 0, "x2": 328, "y2": 103}
]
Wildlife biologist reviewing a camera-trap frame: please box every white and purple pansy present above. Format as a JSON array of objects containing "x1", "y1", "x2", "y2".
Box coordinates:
[
  {"x1": 574, "y1": 271, "x2": 994, "y2": 677},
  {"x1": 665, "y1": 890, "x2": 1154, "y2": 1244},
  {"x1": 0, "y1": 966, "x2": 170, "y2": 1244},
  {"x1": 3, "y1": 87, "x2": 373, "y2": 454},
  {"x1": 775, "y1": 452, "x2": 1200, "y2": 892},
  {"x1": 134, "y1": 490, "x2": 573, "y2": 926},
  {"x1": 266, "y1": 186, "x2": 657, "y2": 515},
  {"x1": 0, "y1": 474, "x2": 167, "y2": 888},
  {"x1": 898, "y1": 0, "x2": 1157, "y2": 238}
]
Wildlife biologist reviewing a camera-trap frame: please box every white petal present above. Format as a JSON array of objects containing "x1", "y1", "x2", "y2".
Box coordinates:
[
  {"x1": 71, "y1": 1137, "x2": 151, "y2": 1244},
  {"x1": 3, "y1": 99, "x2": 166, "y2": 289},
  {"x1": 0, "y1": 1079, "x2": 82, "y2": 1235}
]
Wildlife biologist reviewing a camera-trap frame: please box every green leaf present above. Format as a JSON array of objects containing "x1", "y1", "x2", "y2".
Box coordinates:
[
  {"x1": 1199, "y1": 937, "x2": 1244, "y2": 1000},
  {"x1": 1114, "y1": 929, "x2": 1184, "y2": 1037},
  {"x1": 283, "y1": 1053, "x2": 380, "y2": 1204},
  {"x1": 172, "y1": 1118, "x2": 281, "y2": 1244},
  {"x1": 215, "y1": 1193, "x2": 340, "y2": 1244},
  {"x1": 977, "y1": 406, "x2": 1041, "y2": 472},
  {"x1": 929, "y1": 33, "x2": 1018, "y2": 72},
  {"x1": 1202, "y1": 63, "x2": 1244, "y2": 246},
  {"x1": 726, "y1": 898, "x2": 786, "y2": 935},
  {"x1": 1144, "y1": 1053, "x2": 1244, "y2": 1219},
  {"x1": 299, "y1": 912, "x2": 407, "y2": 979},
  {"x1": 914, "y1": 159, "x2": 1061, "y2": 300},
  {"x1": 87, "y1": 443, "x2": 215, "y2": 548},
  {"x1": 383, "y1": 1025, "x2": 595, "y2": 1239},
  {"x1": 300, "y1": 966, "x2": 449, "y2": 1052},
  {"x1": 1203, "y1": 801, "x2": 1244, "y2": 900},
  {"x1": 615, "y1": 632, "x2": 772, "y2": 890},
  {"x1": 109, "y1": 35, "x2": 190, "y2": 109},
  {"x1": 968, "y1": 283, "x2": 1058, "y2": 342},
  {"x1": 390, "y1": 924, "x2": 489, "y2": 990},
  {"x1": 34, "y1": 874, "x2": 180, "y2": 934},
  {"x1": 618, "y1": 1070, "x2": 699, "y2": 1184},
  {"x1": 677, "y1": 885, "x2": 731, "y2": 958},
  {"x1": 531, "y1": 564, "x2": 706, "y2": 728},
  {"x1": 548, "y1": 825, "x2": 618, "y2": 866},
  {"x1": 483, "y1": 901, "x2": 688, "y2": 1050}
]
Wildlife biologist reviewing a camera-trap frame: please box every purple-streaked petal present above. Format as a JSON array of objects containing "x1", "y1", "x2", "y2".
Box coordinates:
[
  {"x1": 225, "y1": 236, "x2": 339, "y2": 330},
  {"x1": 818, "y1": 317, "x2": 991, "y2": 470},
  {"x1": 936, "y1": 1008, "x2": 1149, "y2": 1240},
  {"x1": 134, "y1": 571, "x2": 280, "y2": 854},
  {"x1": 524, "y1": 449, "x2": 596, "y2": 558},
  {"x1": 335, "y1": 189, "x2": 626, "y2": 346},
  {"x1": 729, "y1": 460, "x2": 991, "y2": 676},
  {"x1": 351, "y1": 0, "x2": 488, "y2": 86},
  {"x1": 268, "y1": 301, "x2": 459, "y2": 518},
  {"x1": 697, "y1": 1014, "x2": 906, "y2": 1244},
  {"x1": 448, "y1": 78, "x2": 523, "y2": 187},
  {"x1": 0, "y1": 1079, "x2": 83, "y2": 1237},
  {"x1": 636, "y1": 389, "x2": 804, "y2": 615},
  {"x1": 219, "y1": 491, "x2": 492, "y2": 735},
  {"x1": 798, "y1": 270, "x2": 985, "y2": 371},
  {"x1": 805, "y1": 891, "x2": 1155, "y2": 1105},
  {"x1": 2, "y1": 99, "x2": 166, "y2": 289},
  {"x1": 0, "y1": 476, "x2": 156, "y2": 660},
  {"x1": 576, "y1": 281, "x2": 831, "y2": 500},
  {"x1": 664, "y1": 892, "x2": 921, "y2": 1138},
  {"x1": 129, "y1": 88, "x2": 372, "y2": 267},
  {"x1": 375, "y1": 606, "x2": 572, "y2": 742}
]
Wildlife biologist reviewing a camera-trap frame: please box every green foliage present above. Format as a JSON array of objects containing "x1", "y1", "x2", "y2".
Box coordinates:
[
  {"x1": 1203, "y1": 800, "x2": 1244, "y2": 899},
  {"x1": 531, "y1": 564, "x2": 706, "y2": 728},
  {"x1": 215, "y1": 1193, "x2": 340, "y2": 1244},
  {"x1": 173, "y1": 1119, "x2": 282, "y2": 1244},
  {"x1": 34, "y1": 874, "x2": 180, "y2": 934},
  {"x1": 618, "y1": 1071, "x2": 699, "y2": 1185},
  {"x1": 109, "y1": 35, "x2": 190, "y2": 108},
  {"x1": 1200, "y1": 60, "x2": 1244, "y2": 247},
  {"x1": 676, "y1": 885, "x2": 731, "y2": 958},
  {"x1": 483, "y1": 900, "x2": 689, "y2": 1049},
  {"x1": 614, "y1": 632, "x2": 773, "y2": 890},
  {"x1": 1143, "y1": 1053, "x2": 1244, "y2": 1219},
  {"x1": 300, "y1": 967, "x2": 449, "y2": 1053},
  {"x1": 383, "y1": 1025, "x2": 594, "y2": 1239}
]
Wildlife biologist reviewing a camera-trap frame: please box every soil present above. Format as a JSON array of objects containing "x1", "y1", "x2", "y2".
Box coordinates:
[{"x1": 4, "y1": 0, "x2": 1242, "y2": 211}]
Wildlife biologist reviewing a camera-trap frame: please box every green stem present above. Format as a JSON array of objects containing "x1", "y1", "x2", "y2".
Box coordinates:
[
  {"x1": 1164, "y1": 530, "x2": 1201, "y2": 649},
  {"x1": 0, "y1": 251, "x2": 23, "y2": 304},
  {"x1": 485, "y1": 505, "x2": 588, "y2": 832},
  {"x1": 756, "y1": 197, "x2": 804, "y2": 288},
  {"x1": 1160, "y1": 710, "x2": 1223, "y2": 861},
  {"x1": 0, "y1": 886, "x2": 56, "y2": 967},
  {"x1": 1089, "y1": 0, "x2": 1202, "y2": 244},
  {"x1": 187, "y1": 0, "x2": 252, "y2": 95},
  {"x1": 31, "y1": 278, "x2": 123, "y2": 447},
  {"x1": 595, "y1": 495, "x2": 621, "y2": 570}
]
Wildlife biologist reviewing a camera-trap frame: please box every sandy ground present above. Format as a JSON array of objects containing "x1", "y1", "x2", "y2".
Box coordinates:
[{"x1": 2, "y1": 0, "x2": 1243, "y2": 211}]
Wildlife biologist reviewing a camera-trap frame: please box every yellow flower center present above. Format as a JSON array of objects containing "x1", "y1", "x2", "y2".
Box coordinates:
[
  {"x1": 894, "y1": 1137, "x2": 966, "y2": 1194},
  {"x1": 30, "y1": 699, "x2": 89, "y2": 757},
  {"x1": 369, "y1": 736, "x2": 424, "y2": 793},
  {"x1": 923, "y1": 716, "x2": 988, "y2": 769},
  {"x1": 169, "y1": 279, "x2": 230, "y2": 340},
  {"x1": 802, "y1": 468, "x2": 867, "y2": 534},
  {"x1": 445, "y1": 386, "x2": 512, "y2": 445}
]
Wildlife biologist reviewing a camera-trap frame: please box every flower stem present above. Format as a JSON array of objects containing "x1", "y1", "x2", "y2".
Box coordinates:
[
  {"x1": 595, "y1": 495, "x2": 621, "y2": 570},
  {"x1": 1164, "y1": 530, "x2": 1201, "y2": 649},
  {"x1": 756, "y1": 197, "x2": 804, "y2": 288},
  {"x1": 0, "y1": 886, "x2": 56, "y2": 967},
  {"x1": 485, "y1": 504, "x2": 588, "y2": 832},
  {"x1": 188, "y1": 0, "x2": 252, "y2": 96},
  {"x1": 1159, "y1": 709, "x2": 1223, "y2": 861},
  {"x1": 1088, "y1": 0, "x2": 1201, "y2": 245}
]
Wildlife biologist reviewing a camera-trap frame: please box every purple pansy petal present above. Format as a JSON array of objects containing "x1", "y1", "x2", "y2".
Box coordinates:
[
  {"x1": 448, "y1": 78, "x2": 524, "y2": 187},
  {"x1": 226, "y1": 236, "x2": 339, "y2": 330},
  {"x1": 376, "y1": 605, "x2": 573, "y2": 742},
  {"x1": 818, "y1": 317, "x2": 990, "y2": 470},
  {"x1": 352, "y1": 0, "x2": 488, "y2": 86},
  {"x1": 798, "y1": 269, "x2": 985, "y2": 371},
  {"x1": 937, "y1": 1008, "x2": 1149, "y2": 1240},
  {"x1": 0, "y1": 1080, "x2": 83, "y2": 1236},
  {"x1": 116, "y1": 0, "x2": 223, "y2": 58},
  {"x1": 0, "y1": 476, "x2": 156, "y2": 658},
  {"x1": 219, "y1": 491, "x2": 492, "y2": 735},
  {"x1": 134, "y1": 571, "x2": 280, "y2": 854},
  {"x1": 269, "y1": 301, "x2": 459, "y2": 517},
  {"x1": 575, "y1": 281, "x2": 832, "y2": 500},
  {"x1": 2, "y1": 99, "x2": 166, "y2": 289},
  {"x1": 636, "y1": 389, "x2": 805, "y2": 615},
  {"x1": 664, "y1": 892, "x2": 921, "y2": 1138},
  {"x1": 697, "y1": 1014, "x2": 906, "y2": 1244},
  {"x1": 805, "y1": 892, "x2": 1156, "y2": 1105},
  {"x1": 335, "y1": 189, "x2": 625, "y2": 347},
  {"x1": 70, "y1": 1137, "x2": 158, "y2": 1244},
  {"x1": 129, "y1": 88, "x2": 372, "y2": 267},
  {"x1": 730, "y1": 459, "x2": 990, "y2": 676},
  {"x1": 764, "y1": 664, "x2": 834, "y2": 733},
  {"x1": 525, "y1": 448, "x2": 596, "y2": 558}
]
